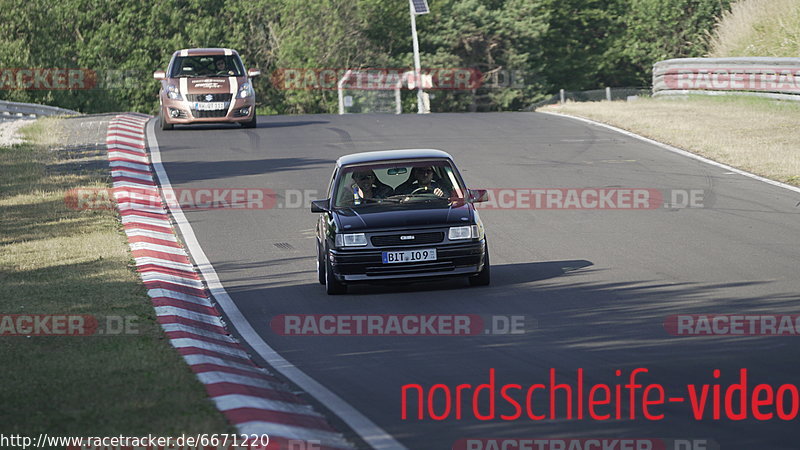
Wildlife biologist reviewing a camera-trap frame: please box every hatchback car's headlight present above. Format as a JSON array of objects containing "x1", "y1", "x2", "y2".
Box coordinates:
[
  {"x1": 335, "y1": 233, "x2": 367, "y2": 247},
  {"x1": 167, "y1": 85, "x2": 182, "y2": 100},
  {"x1": 449, "y1": 225, "x2": 479, "y2": 240},
  {"x1": 238, "y1": 83, "x2": 254, "y2": 99}
]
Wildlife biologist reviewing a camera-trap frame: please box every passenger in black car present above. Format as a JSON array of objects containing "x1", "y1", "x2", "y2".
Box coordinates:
[
  {"x1": 338, "y1": 169, "x2": 394, "y2": 205},
  {"x1": 394, "y1": 166, "x2": 449, "y2": 198}
]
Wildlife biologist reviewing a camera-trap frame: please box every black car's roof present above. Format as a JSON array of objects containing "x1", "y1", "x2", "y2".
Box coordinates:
[{"x1": 336, "y1": 149, "x2": 453, "y2": 167}]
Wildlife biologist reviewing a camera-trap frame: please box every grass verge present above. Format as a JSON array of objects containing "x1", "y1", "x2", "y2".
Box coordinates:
[
  {"x1": 0, "y1": 117, "x2": 230, "y2": 436},
  {"x1": 540, "y1": 95, "x2": 800, "y2": 186}
]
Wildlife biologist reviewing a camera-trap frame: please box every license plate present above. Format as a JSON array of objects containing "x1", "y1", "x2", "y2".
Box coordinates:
[
  {"x1": 194, "y1": 102, "x2": 226, "y2": 111},
  {"x1": 382, "y1": 249, "x2": 437, "y2": 264}
]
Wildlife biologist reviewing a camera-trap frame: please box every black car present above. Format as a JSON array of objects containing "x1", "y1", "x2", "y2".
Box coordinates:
[{"x1": 311, "y1": 149, "x2": 490, "y2": 294}]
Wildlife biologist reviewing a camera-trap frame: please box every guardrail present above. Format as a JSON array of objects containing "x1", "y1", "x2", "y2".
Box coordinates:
[
  {"x1": 653, "y1": 57, "x2": 800, "y2": 101},
  {"x1": 0, "y1": 99, "x2": 80, "y2": 120},
  {"x1": 526, "y1": 87, "x2": 650, "y2": 110}
]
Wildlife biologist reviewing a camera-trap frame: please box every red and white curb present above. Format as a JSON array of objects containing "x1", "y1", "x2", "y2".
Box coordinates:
[{"x1": 106, "y1": 114, "x2": 354, "y2": 450}]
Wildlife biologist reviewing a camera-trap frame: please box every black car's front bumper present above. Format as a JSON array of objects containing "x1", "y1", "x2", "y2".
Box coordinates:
[{"x1": 328, "y1": 239, "x2": 486, "y2": 283}]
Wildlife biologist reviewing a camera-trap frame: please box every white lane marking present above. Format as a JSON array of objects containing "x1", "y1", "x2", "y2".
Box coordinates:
[
  {"x1": 108, "y1": 123, "x2": 143, "y2": 133},
  {"x1": 109, "y1": 160, "x2": 151, "y2": 172},
  {"x1": 125, "y1": 229, "x2": 177, "y2": 241},
  {"x1": 147, "y1": 289, "x2": 210, "y2": 306},
  {"x1": 140, "y1": 272, "x2": 205, "y2": 289},
  {"x1": 236, "y1": 421, "x2": 353, "y2": 449},
  {"x1": 169, "y1": 339, "x2": 249, "y2": 359},
  {"x1": 154, "y1": 306, "x2": 223, "y2": 326},
  {"x1": 213, "y1": 394, "x2": 321, "y2": 416},
  {"x1": 107, "y1": 129, "x2": 144, "y2": 139},
  {"x1": 197, "y1": 371, "x2": 282, "y2": 389},
  {"x1": 121, "y1": 217, "x2": 171, "y2": 229},
  {"x1": 146, "y1": 119, "x2": 406, "y2": 450},
  {"x1": 181, "y1": 352, "x2": 274, "y2": 374},
  {"x1": 135, "y1": 258, "x2": 195, "y2": 272},
  {"x1": 108, "y1": 152, "x2": 148, "y2": 163},
  {"x1": 538, "y1": 110, "x2": 800, "y2": 195},
  {"x1": 129, "y1": 241, "x2": 187, "y2": 256},
  {"x1": 163, "y1": 325, "x2": 240, "y2": 346},
  {"x1": 107, "y1": 135, "x2": 145, "y2": 146},
  {"x1": 111, "y1": 170, "x2": 153, "y2": 182}
]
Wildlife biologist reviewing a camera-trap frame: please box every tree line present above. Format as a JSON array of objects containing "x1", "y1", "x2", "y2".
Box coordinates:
[{"x1": 0, "y1": 0, "x2": 732, "y2": 114}]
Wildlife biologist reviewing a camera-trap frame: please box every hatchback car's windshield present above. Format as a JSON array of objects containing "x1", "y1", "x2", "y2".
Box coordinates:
[
  {"x1": 332, "y1": 160, "x2": 466, "y2": 208},
  {"x1": 169, "y1": 55, "x2": 245, "y2": 77}
]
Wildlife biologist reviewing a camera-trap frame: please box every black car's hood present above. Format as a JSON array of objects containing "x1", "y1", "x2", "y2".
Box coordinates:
[{"x1": 334, "y1": 201, "x2": 473, "y2": 231}]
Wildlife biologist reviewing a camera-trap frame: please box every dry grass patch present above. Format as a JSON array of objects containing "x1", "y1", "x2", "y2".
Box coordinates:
[
  {"x1": 708, "y1": 0, "x2": 800, "y2": 57},
  {"x1": 540, "y1": 96, "x2": 800, "y2": 186},
  {"x1": 0, "y1": 117, "x2": 230, "y2": 435}
]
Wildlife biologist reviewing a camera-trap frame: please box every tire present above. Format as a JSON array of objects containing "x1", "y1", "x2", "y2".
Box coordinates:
[
  {"x1": 469, "y1": 242, "x2": 490, "y2": 286},
  {"x1": 316, "y1": 240, "x2": 326, "y2": 285},
  {"x1": 325, "y1": 252, "x2": 347, "y2": 295},
  {"x1": 241, "y1": 114, "x2": 257, "y2": 129},
  {"x1": 161, "y1": 115, "x2": 173, "y2": 131}
]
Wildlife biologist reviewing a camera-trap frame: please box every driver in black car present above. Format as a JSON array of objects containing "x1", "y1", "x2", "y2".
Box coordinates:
[{"x1": 395, "y1": 166, "x2": 449, "y2": 198}]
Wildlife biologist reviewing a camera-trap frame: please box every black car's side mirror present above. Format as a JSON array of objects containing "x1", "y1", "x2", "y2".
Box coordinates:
[
  {"x1": 311, "y1": 199, "x2": 330, "y2": 213},
  {"x1": 469, "y1": 189, "x2": 488, "y2": 203}
]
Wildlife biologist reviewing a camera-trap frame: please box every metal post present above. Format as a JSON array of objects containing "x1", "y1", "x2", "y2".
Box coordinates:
[
  {"x1": 337, "y1": 69, "x2": 352, "y2": 115},
  {"x1": 606, "y1": 86, "x2": 611, "y2": 101},
  {"x1": 409, "y1": 0, "x2": 425, "y2": 114},
  {"x1": 559, "y1": 89, "x2": 565, "y2": 104}
]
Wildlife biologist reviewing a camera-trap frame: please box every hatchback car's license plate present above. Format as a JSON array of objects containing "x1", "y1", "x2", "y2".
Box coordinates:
[
  {"x1": 194, "y1": 102, "x2": 226, "y2": 111},
  {"x1": 382, "y1": 249, "x2": 437, "y2": 264}
]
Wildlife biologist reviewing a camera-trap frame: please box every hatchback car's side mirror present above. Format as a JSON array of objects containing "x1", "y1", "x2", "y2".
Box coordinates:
[
  {"x1": 153, "y1": 70, "x2": 166, "y2": 80},
  {"x1": 469, "y1": 189, "x2": 488, "y2": 203},
  {"x1": 248, "y1": 68, "x2": 261, "y2": 78},
  {"x1": 311, "y1": 199, "x2": 330, "y2": 213}
]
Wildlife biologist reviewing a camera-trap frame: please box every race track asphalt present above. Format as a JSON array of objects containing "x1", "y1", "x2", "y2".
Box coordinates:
[{"x1": 151, "y1": 112, "x2": 800, "y2": 450}]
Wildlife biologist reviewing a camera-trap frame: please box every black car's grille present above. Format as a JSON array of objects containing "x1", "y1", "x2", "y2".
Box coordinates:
[
  {"x1": 186, "y1": 93, "x2": 233, "y2": 102},
  {"x1": 192, "y1": 109, "x2": 229, "y2": 118},
  {"x1": 371, "y1": 232, "x2": 444, "y2": 247},
  {"x1": 365, "y1": 261, "x2": 455, "y2": 276}
]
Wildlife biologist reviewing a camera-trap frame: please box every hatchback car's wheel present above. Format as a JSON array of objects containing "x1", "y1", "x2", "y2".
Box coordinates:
[
  {"x1": 469, "y1": 243, "x2": 490, "y2": 286},
  {"x1": 316, "y1": 240, "x2": 326, "y2": 285},
  {"x1": 161, "y1": 115, "x2": 173, "y2": 131},
  {"x1": 325, "y1": 254, "x2": 347, "y2": 295},
  {"x1": 241, "y1": 114, "x2": 257, "y2": 129}
]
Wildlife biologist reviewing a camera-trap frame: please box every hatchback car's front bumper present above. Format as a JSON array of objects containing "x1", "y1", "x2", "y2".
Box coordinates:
[
  {"x1": 328, "y1": 239, "x2": 486, "y2": 283},
  {"x1": 160, "y1": 95, "x2": 255, "y2": 124}
]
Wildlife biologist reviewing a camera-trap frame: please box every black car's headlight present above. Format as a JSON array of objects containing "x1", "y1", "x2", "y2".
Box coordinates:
[
  {"x1": 448, "y1": 225, "x2": 479, "y2": 240},
  {"x1": 335, "y1": 233, "x2": 367, "y2": 247}
]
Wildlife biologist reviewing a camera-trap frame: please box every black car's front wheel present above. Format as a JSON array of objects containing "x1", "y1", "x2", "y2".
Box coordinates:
[
  {"x1": 316, "y1": 240, "x2": 326, "y2": 285},
  {"x1": 324, "y1": 247, "x2": 347, "y2": 295},
  {"x1": 469, "y1": 242, "x2": 490, "y2": 286}
]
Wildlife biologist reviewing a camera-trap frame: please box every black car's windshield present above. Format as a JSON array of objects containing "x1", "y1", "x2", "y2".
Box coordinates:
[
  {"x1": 169, "y1": 55, "x2": 245, "y2": 77},
  {"x1": 332, "y1": 160, "x2": 467, "y2": 209}
]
